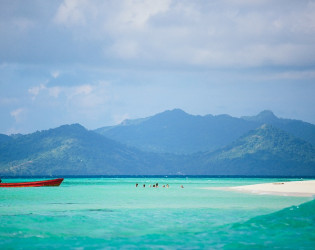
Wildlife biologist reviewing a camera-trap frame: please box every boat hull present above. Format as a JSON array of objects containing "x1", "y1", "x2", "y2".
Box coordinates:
[{"x1": 0, "y1": 178, "x2": 64, "y2": 187}]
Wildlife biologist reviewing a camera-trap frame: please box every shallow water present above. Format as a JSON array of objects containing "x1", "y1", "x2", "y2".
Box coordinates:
[{"x1": 0, "y1": 178, "x2": 314, "y2": 249}]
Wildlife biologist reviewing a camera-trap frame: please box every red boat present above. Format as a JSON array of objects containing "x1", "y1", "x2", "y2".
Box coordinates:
[{"x1": 0, "y1": 178, "x2": 64, "y2": 188}]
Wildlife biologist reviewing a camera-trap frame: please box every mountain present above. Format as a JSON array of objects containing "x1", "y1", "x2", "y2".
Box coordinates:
[
  {"x1": 0, "y1": 124, "x2": 184, "y2": 176},
  {"x1": 95, "y1": 109, "x2": 315, "y2": 154},
  {"x1": 192, "y1": 125, "x2": 315, "y2": 176},
  {"x1": 95, "y1": 109, "x2": 258, "y2": 154},
  {"x1": 242, "y1": 110, "x2": 279, "y2": 123},
  {"x1": 242, "y1": 110, "x2": 315, "y2": 146},
  {"x1": 1, "y1": 111, "x2": 315, "y2": 177},
  {"x1": 0, "y1": 134, "x2": 12, "y2": 145}
]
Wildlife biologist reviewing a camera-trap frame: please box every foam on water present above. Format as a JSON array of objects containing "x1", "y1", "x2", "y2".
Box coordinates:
[{"x1": 0, "y1": 178, "x2": 314, "y2": 248}]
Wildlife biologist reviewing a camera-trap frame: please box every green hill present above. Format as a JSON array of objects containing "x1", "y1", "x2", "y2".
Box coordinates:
[
  {"x1": 0, "y1": 124, "x2": 183, "y2": 176},
  {"x1": 193, "y1": 125, "x2": 315, "y2": 176},
  {"x1": 242, "y1": 110, "x2": 315, "y2": 146}
]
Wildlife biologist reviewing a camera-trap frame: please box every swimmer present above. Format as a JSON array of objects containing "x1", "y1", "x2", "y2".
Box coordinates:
[
  {"x1": 166, "y1": 184, "x2": 169, "y2": 188},
  {"x1": 156, "y1": 183, "x2": 159, "y2": 188},
  {"x1": 163, "y1": 185, "x2": 165, "y2": 188},
  {"x1": 153, "y1": 184, "x2": 155, "y2": 187},
  {"x1": 143, "y1": 184, "x2": 145, "y2": 188},
  {"x1": 181, "y1": 185, "x2": 184, "y2": 188},
  {"x1": 136, "y1": 183, "x2": 138, "y2": 187}
]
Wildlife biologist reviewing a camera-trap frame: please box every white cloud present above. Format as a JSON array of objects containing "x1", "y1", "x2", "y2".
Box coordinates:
[
  {"x1": 54, "y1": 0, "x2": 171, "y2": 29},
  {"x1": 72, "y1": 84, "x2": 93, "y2": 96},
  {"x1": 116, "y1": 0, "x2": 171, "y2": 29},
  {"x1": 110, "y1": 40, "x2": 139, "y2": 59},
  {"x1": 28, "y1": 84, "x2": 46, "y2": 100},
  {"x1": 2, "y1": 0, "x2": 315, "y2": 68},
  {"x1": 112, "y1": 1, "x2": 315, "y2": 67},
  {"x1": 54, "y1": 0, "x2": 89, "y2": 26},
  {"x1": 67, "y1": 83, "x2": 110, "y2": 111},
  {"x1": 48, "y1": 86, "x2": 62, "y2": 98},
  {"x1": 27, "y1": 81, "x2": 111, "y2": 120},
  {"x1": 51, "y1": 71, "x2": 60, "y2": 78},
  {"x1": 10, "y1": 108, "x2": 26, "y2": 122},
  {"x1": 223, "y1": 0, "x2": 272, "y2": 5}
]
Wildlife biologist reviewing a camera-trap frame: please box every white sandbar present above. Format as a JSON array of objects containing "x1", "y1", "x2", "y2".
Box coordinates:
[{"x1": 226, "y1": 180, "x2": 315, "y2": 197}]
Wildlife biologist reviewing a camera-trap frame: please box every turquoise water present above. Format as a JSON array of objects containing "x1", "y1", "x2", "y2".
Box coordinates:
[{"x1": 1, "y1": 178, "x2": 314, "y2": 249}]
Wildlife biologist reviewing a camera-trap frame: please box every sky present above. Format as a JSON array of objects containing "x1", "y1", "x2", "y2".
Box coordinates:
[{"x1": 1, "y1": 0, "x2": 315, "y2": 134}]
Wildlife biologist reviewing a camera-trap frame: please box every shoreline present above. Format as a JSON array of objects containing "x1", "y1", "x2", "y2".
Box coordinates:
[{"x1": 204, "y1": 180, "x2": 315, "y2": 197}]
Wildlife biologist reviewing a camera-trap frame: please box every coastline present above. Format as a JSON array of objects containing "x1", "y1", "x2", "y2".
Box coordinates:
[{"x1": 205, "y1": 180, "x2": 315, "y2": 197}]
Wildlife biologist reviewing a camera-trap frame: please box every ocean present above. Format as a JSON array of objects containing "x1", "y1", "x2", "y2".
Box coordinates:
[{"x1": 1, "y1": 177, "x2": 314, "y2": 249}]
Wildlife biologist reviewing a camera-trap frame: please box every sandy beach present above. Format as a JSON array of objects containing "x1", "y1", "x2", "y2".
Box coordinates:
[
  {"x1": 229, "y1": 180, "x2": 315, "y2": 197},
  {"x1": 206, "y1": 180, "x2": 315, "y2": 197}
]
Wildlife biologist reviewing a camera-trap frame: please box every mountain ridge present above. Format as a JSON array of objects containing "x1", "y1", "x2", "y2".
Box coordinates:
[
  {"x1": 95, "y1": 109, "x2": 259, "y2": 154},
  {"x1": 1, "y1": 112, "x2": 315, "y2": 176},
  {"x1": 95, "y1": 109, "x2": 315, "y2": 154}
]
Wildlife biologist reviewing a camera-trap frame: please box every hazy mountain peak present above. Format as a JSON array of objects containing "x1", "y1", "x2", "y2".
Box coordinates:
[
  {"x1": 160, "y1": 108, "x2": 188, "y2": 116},
  {"x1": 120, "y1": 117, "x2": 150, "y2": 126},
  {"x1": 242, "y1": 110, "x2": 278, "y2": 123},
  {"x1": 149, "y1": 109, "x2": 191, "y2": 123},
  {"x1": 55, "y1": 123, "x2": 86, "y2": 132},
  {"x1": 257, "y1": 110, "x2": 277, "y2": 119},
  {"x1": 44, "y1": 123, "x2": 87, "y2": 137}
]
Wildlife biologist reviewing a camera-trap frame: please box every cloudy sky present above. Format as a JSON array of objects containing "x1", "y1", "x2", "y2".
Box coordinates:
[{"x1": 1, "y1": 0, "x2": 315, "y2": 134}]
